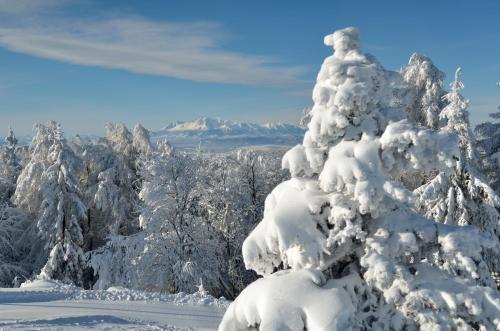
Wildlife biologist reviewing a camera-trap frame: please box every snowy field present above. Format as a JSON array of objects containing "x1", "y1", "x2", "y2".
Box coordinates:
[{"x1": 0, "y1": 280, "x2": 227, "y2": 330}]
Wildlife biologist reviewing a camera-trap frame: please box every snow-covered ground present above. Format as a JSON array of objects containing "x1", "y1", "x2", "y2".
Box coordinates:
[{"x1": 0, "y1": 280, "x2": 228, "y2": 330}]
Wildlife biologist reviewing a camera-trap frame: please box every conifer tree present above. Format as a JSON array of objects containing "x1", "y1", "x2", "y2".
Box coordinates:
[
  {"x1": 415, "y1": 69, "x2": 500, "y2": 234},
  {"x1": 401, "y1": 53, "x2": 446, "y2": 129},
  {"x1": 220, "y1": 27, "x2": 500, "y2": 330},
  {"x1": 0, "y1": 127, "x2": 21, "y2": 201},
  {"x1": 475, "y1": 105, "x2": 500, "y2": 192},
  {"x1": 35, "y1": 122, "x2": 87, "y2": 286}
]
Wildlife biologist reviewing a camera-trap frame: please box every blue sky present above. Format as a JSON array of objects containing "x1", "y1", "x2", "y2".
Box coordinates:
[{"x1": 0, "y1": 0, "x2": 499, "y2": 135}]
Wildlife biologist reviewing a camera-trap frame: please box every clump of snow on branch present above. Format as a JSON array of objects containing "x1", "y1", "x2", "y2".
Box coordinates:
[{"x1": 220, "y1": 269, "x2": 353, "y2": 331}]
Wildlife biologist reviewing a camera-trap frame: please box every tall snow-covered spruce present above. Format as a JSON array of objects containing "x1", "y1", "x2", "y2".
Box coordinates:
[
  {"x1": 415, "y1": 68, "x2": 500, "y2": 236},
  {"x1": 0, "y1": 127, "x2": 21, "y2": 201},
  {"x1": 34, "y1": 122, "x2": 87, "y2": 286},
  {"x1": 219, "y1": 27, "x2": 500, "y2": 330},
  {"x1": 475, "y1": 109, "x2": 500, "y2": 192},
  {"x1": 401, "y1": 53, "x2": 446, "y2": 130}
]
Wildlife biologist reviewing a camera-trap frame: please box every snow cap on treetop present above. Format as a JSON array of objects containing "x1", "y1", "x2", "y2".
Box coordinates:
[
  {"x1": 324, "y1": 27, "x2": 360, "y2": 55},
  {"x1": 453, "y1": 67, "x2": 463, "y2": 86}
]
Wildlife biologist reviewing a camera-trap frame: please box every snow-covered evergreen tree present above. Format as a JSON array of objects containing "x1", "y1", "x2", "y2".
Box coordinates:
[
  {"x1": 440, "y1": 68, "x2": 475, "y2": 161},
  {"x1": 10, "y1": 122, "x2": 64, "y2": 277},
  {"x1": 105, "y1": 123, "x2": 136, "y2": 160},
  {"x1": 80, "y1": 122, "x2": 147, "y2": 252},
  {"x1": 0, "y1": 127, "x2": 21, "y2": 201},
  {"x1": 0, "y1": 204, "x2": 31, "y2": 286},
  {"x1": 91, "y1": 123, "x2": 145, "y2": 236},
  {"x1": 401, "y1": 53, "x2": 446, "y2": 129},
  {"x1": 414, "y1": 71, "x2": 500, "y2": 287},
  {"x1": 35, "y1": 122, "x2": 88, "y2": 286},
  {"x1": 398, "y1": 55, "x2": 448, "y2": 190},
  {"x1": 415, "y1": 69, "x2": 500, "y2": 234},
  {"x1": 475, "y1": 110, "x2": 500, "y2": 192},
  {"x1": 92, "y1": 159, "x2": 137, "y2": 235},
  {"x1": 13, "y1": 123, "x2": 55, "y2": 214},
  {"x1": 220, "y1": 27, "x2": 500, "y2": 330},
  {"x1": 132, "y1": 123, "x2": 153, "y2": 157}
]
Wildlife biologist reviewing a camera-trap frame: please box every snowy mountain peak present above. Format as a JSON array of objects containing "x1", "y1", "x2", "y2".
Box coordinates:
[{"x1": 167, "y1": 117, "x2": 226, "y2": 131}]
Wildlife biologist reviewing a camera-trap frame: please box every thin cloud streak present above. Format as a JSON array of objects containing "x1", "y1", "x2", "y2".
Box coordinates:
[
  {"x1": 0, "y1": 0, "x2": 68, "y2": 15},
  {"x1": 0, "y1": 16, "x2": 307, "y2": 87}
]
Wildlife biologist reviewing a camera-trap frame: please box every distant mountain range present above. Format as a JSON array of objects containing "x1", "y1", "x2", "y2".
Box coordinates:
[
  {"x1": 3, "y1": 118, "x2": 305, "y2": 151},
  {"x1": 151, "y1": 117, "x2": 305, "y2": 150}
]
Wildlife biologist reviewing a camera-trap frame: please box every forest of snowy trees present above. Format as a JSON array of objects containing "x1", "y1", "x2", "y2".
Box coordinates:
[
  {"x1": 0, "y1": 120, "x2": 287, "y2": 298},
  {"x1": 0, "y1": 26, "x2": 499, "y2": 330}
]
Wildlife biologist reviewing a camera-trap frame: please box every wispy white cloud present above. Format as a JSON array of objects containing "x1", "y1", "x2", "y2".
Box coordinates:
[
  {"x1": 0, "y1": 9, "x2": 306, "y2": 86},
  {"x1": 0, "y1": 0, "x2": 68, "y2": 15}
]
